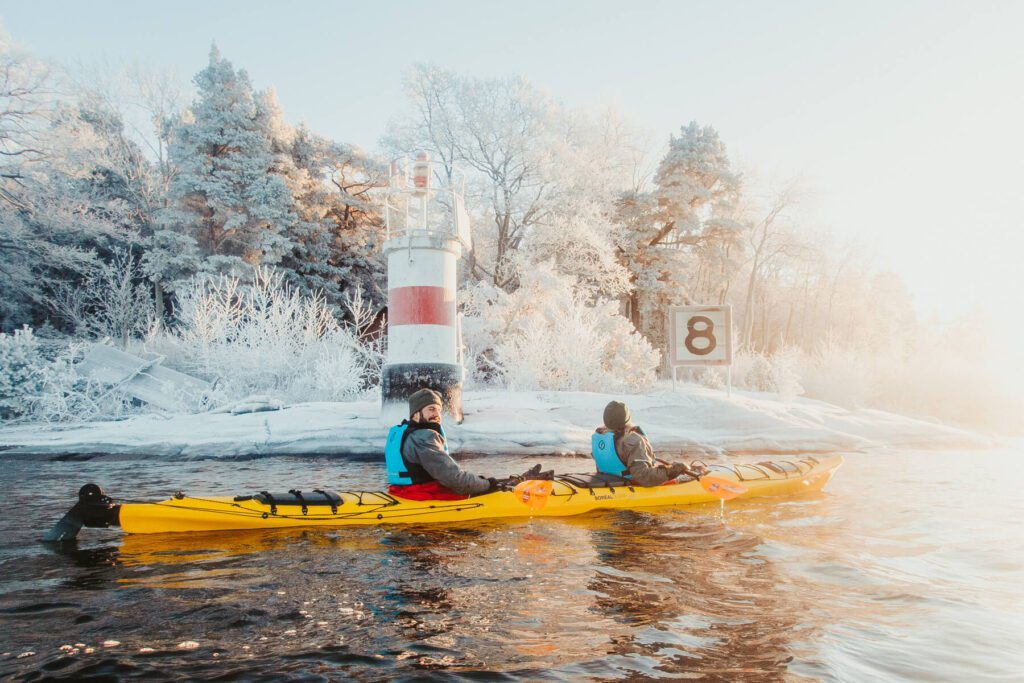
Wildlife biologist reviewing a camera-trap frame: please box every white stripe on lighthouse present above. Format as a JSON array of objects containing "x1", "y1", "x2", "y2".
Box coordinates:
[
  {"x1": 386, "y1": 249, "x2": 457, "y2": 290},
  {"x1": 387, "y1": 325, "x2": 458, "y2": 365}
]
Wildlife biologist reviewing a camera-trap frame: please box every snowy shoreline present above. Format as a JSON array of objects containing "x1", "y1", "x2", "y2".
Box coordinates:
[{"x1": 0, "y1": 385, "x2": 996, "y2": 460}]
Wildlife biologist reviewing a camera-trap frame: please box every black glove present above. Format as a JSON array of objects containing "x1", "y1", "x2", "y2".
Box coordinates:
[
  {"x1": 518, "y1": 464, "x2": 555, "y2": 480},
  {"x1": 519, "y1": 463, "x2": 542, "y2": 479},
  {"x1": 486, "y1": 477, "x2": 515, "y2": 493}
]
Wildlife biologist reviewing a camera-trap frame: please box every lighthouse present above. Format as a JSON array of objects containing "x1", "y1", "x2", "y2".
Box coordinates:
[{"x1": 380, "y1": 153, "x2": 471, "y2": 423}]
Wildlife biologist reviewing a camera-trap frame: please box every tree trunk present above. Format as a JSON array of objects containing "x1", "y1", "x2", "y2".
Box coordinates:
[
  {"x1": 741, "y1": 255, "x2": 759, "y2": 349},
  {"x1": 783, "y1": 303, "x2": 794, "y2": 347},
  {"x1": 628, "y1": 289, "x2": 640, "y2": 329},
  {"x1": 154, "y1": 280, "x2": 165, "y2": 321}
]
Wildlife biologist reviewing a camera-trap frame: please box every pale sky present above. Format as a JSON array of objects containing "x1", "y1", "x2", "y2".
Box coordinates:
[{"x1": 3, "y1": 0, "x2": 1022, "y2": 350}]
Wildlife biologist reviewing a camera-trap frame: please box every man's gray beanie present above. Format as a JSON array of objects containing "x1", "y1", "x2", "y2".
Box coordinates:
[{"x1": 409, "y1": 388, "x2": 443, "y2": 418}]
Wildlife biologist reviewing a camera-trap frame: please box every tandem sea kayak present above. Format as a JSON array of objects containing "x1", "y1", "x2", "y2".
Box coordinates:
[{"x1": 43, "y1": 455, "x2": 842, "y2": 539}]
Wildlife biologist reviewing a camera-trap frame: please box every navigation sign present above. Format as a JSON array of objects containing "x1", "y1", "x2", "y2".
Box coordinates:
[
  {"x1": 668, "y1": 305, "x2": 734, "y2": 394},
  {"x1": 668, "y1": 305, "x2": 733, "y2": 366}
]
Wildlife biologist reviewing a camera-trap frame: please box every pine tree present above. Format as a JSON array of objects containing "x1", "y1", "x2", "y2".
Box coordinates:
[
  {"x1": 615, "y1": 121, "x2": 741, "y2": 357},
  {"x1": 156, "y1": 46, "x2": 295, "y2": 288},
  {"x1": 291, "y1": 130, "x2": 386, "y2": 311},
  {"x1": 257, "y1": 88, "x2": 386, "y2": 312}
]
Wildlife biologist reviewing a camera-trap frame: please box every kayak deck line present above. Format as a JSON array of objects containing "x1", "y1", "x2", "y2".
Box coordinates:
[
  {"x1": 145, "y1": 496, "x2": 488, "y2": 521},
  {"x1": 42, "y1": 455, "x2": 842, "y2": 538}
]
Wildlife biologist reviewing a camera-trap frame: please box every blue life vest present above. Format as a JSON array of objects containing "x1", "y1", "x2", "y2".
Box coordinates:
[
  {"x1": 591, "y1": 431, "x2": 630, "y2": 478},
  {"x1": 384, "y1": 421, "x2": 450, "y2": 485}
]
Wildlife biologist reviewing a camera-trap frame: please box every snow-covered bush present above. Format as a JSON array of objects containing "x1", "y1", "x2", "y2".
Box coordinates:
[
  {"x1": 692, "y1": 365, "x2": 725, "y2": 389},
  {"x1": 145, "y1": 268, "x2": 372, "y2": 404},
  {"x1": 0, "y1": 327, "x2": 136, "y2": 422},
  {"x1": 730, "y1": 351, "x2": 773, "y2": 392},
  {"x1": 698, "y1": 349, "x2": 804, "y2": 400},
  {"x1": 461, "y1": 263, "x2": 659, "y2": 392},
  {"x1": 690, "y1": 348, "x2": 802, "y2": 400},
  {"x1": 0, "y1": 327, "x2": 46, "y2": 419},
  {"x1": 2, "y1": 268, "x2": 380, "y2": 422}
]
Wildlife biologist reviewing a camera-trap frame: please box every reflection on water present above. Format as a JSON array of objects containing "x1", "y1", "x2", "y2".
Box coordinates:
[
  {"x1": 0, "y1": 448, "x2": 1022, "y2": 680},
  {"x1": 588, "y1": 510, "x2": 801, "y2": 679}
]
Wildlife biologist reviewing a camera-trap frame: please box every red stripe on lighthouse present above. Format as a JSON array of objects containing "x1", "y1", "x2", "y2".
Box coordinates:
[{"x1": 389, "y1": 286, "x2": 455, "y2": 326}]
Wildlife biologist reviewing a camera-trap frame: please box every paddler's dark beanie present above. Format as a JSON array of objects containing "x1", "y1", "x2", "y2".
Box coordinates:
[
  {"x1": 603, "y1": 400, "x2": 631, "y2": 431},
  {"x1": 409, "y1": 388, "x2": 443, "y2": 418}
]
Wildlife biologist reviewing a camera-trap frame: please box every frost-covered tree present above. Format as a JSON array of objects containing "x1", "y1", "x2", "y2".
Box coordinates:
[
  {"x1": 517, "y1": 201, "x2": 631, "y2": 300},
  {"x1": 29, "y1": 98, "x2": 155, "y2": 335},
  {"x1": 387, "y1": 66, "x2": 567, "y2": 288},
  {"x1": 514, "y1": 107, "x2": 645, "y2": 300},
  {"x1": 615, "y1": 121, "x2": 741, "y2": 356},
  {"x1": 0, "y1": 34, "x2": 150, "y2": 331},
  {"x1": 47, "y1": 97, "x2": 151, "y2": 242},
  {"x1": 736, "y1": 185, "x2": 803, "y2": 349},
  {"x1": 387, "y1": 66, "x2": 643, "y2": 301},
  {"x1": 0, "y1": 34, "x2": 68, "y2": 328},
  {"x1": 61, "y1": 61, "x2": 190, "y2": 319},
  {"x1": 258, "y1": 90, "x2": 386, "y2": 311},
  {"x1": 48, "y1": 248, "x2": 152, "y2": 346},
  {"x1": 156, "y1": 46, "x2": 295, "y2": 289}
]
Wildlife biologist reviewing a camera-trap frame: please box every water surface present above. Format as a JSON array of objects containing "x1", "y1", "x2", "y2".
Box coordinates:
[{"x1": 0, "y1": 448, "x2": 1021, "y2": 680}]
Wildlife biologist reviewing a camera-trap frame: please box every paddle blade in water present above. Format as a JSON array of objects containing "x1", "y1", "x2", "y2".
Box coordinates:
[
  {"x1": 514, "y1": 480, "x2": 553, "y2": 511},
  {"x1": 700, "y1": 476, "x2": 747, "y2": 501}
]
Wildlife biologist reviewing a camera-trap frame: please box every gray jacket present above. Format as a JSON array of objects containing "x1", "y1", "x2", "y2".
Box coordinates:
[
  {"x1": 615, "y1": 428, "x2": 686, "y2": 487},
  {"x1": 401, "y1": 427, "x2": 491, "y2": 496}
]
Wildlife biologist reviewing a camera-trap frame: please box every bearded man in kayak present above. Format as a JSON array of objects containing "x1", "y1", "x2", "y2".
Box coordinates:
[
  {"x1": 384, "y1": 388, "x2": 500, "y2": 500},
  {"x1": 592, "y1": 401, "x2": 706, "y2": 486}
]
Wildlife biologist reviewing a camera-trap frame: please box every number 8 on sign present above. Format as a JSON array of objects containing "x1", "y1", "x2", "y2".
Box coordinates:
[
  {"x1": 684, "y1": 315, "x2": 716, "y2": 355},
  {"x1": 669, "y1": 306, "x2": 732, "y2": 367}
]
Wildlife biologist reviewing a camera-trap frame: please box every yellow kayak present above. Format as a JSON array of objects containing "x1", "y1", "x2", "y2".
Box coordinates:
[{"x1": 44, "y1": 455, "x2": 842, "y2": 538}]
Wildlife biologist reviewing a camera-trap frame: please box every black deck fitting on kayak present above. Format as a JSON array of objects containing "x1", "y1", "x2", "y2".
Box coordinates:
[
  {"x1": 313, "y1": 489, "x2": 339, "y2": 515},
  {"x1": 41, "y1": 483, "x2": 121, "y2": 542},
  {"x1": 288, "y1": 489, "x2": 309, "y2": 515}
]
